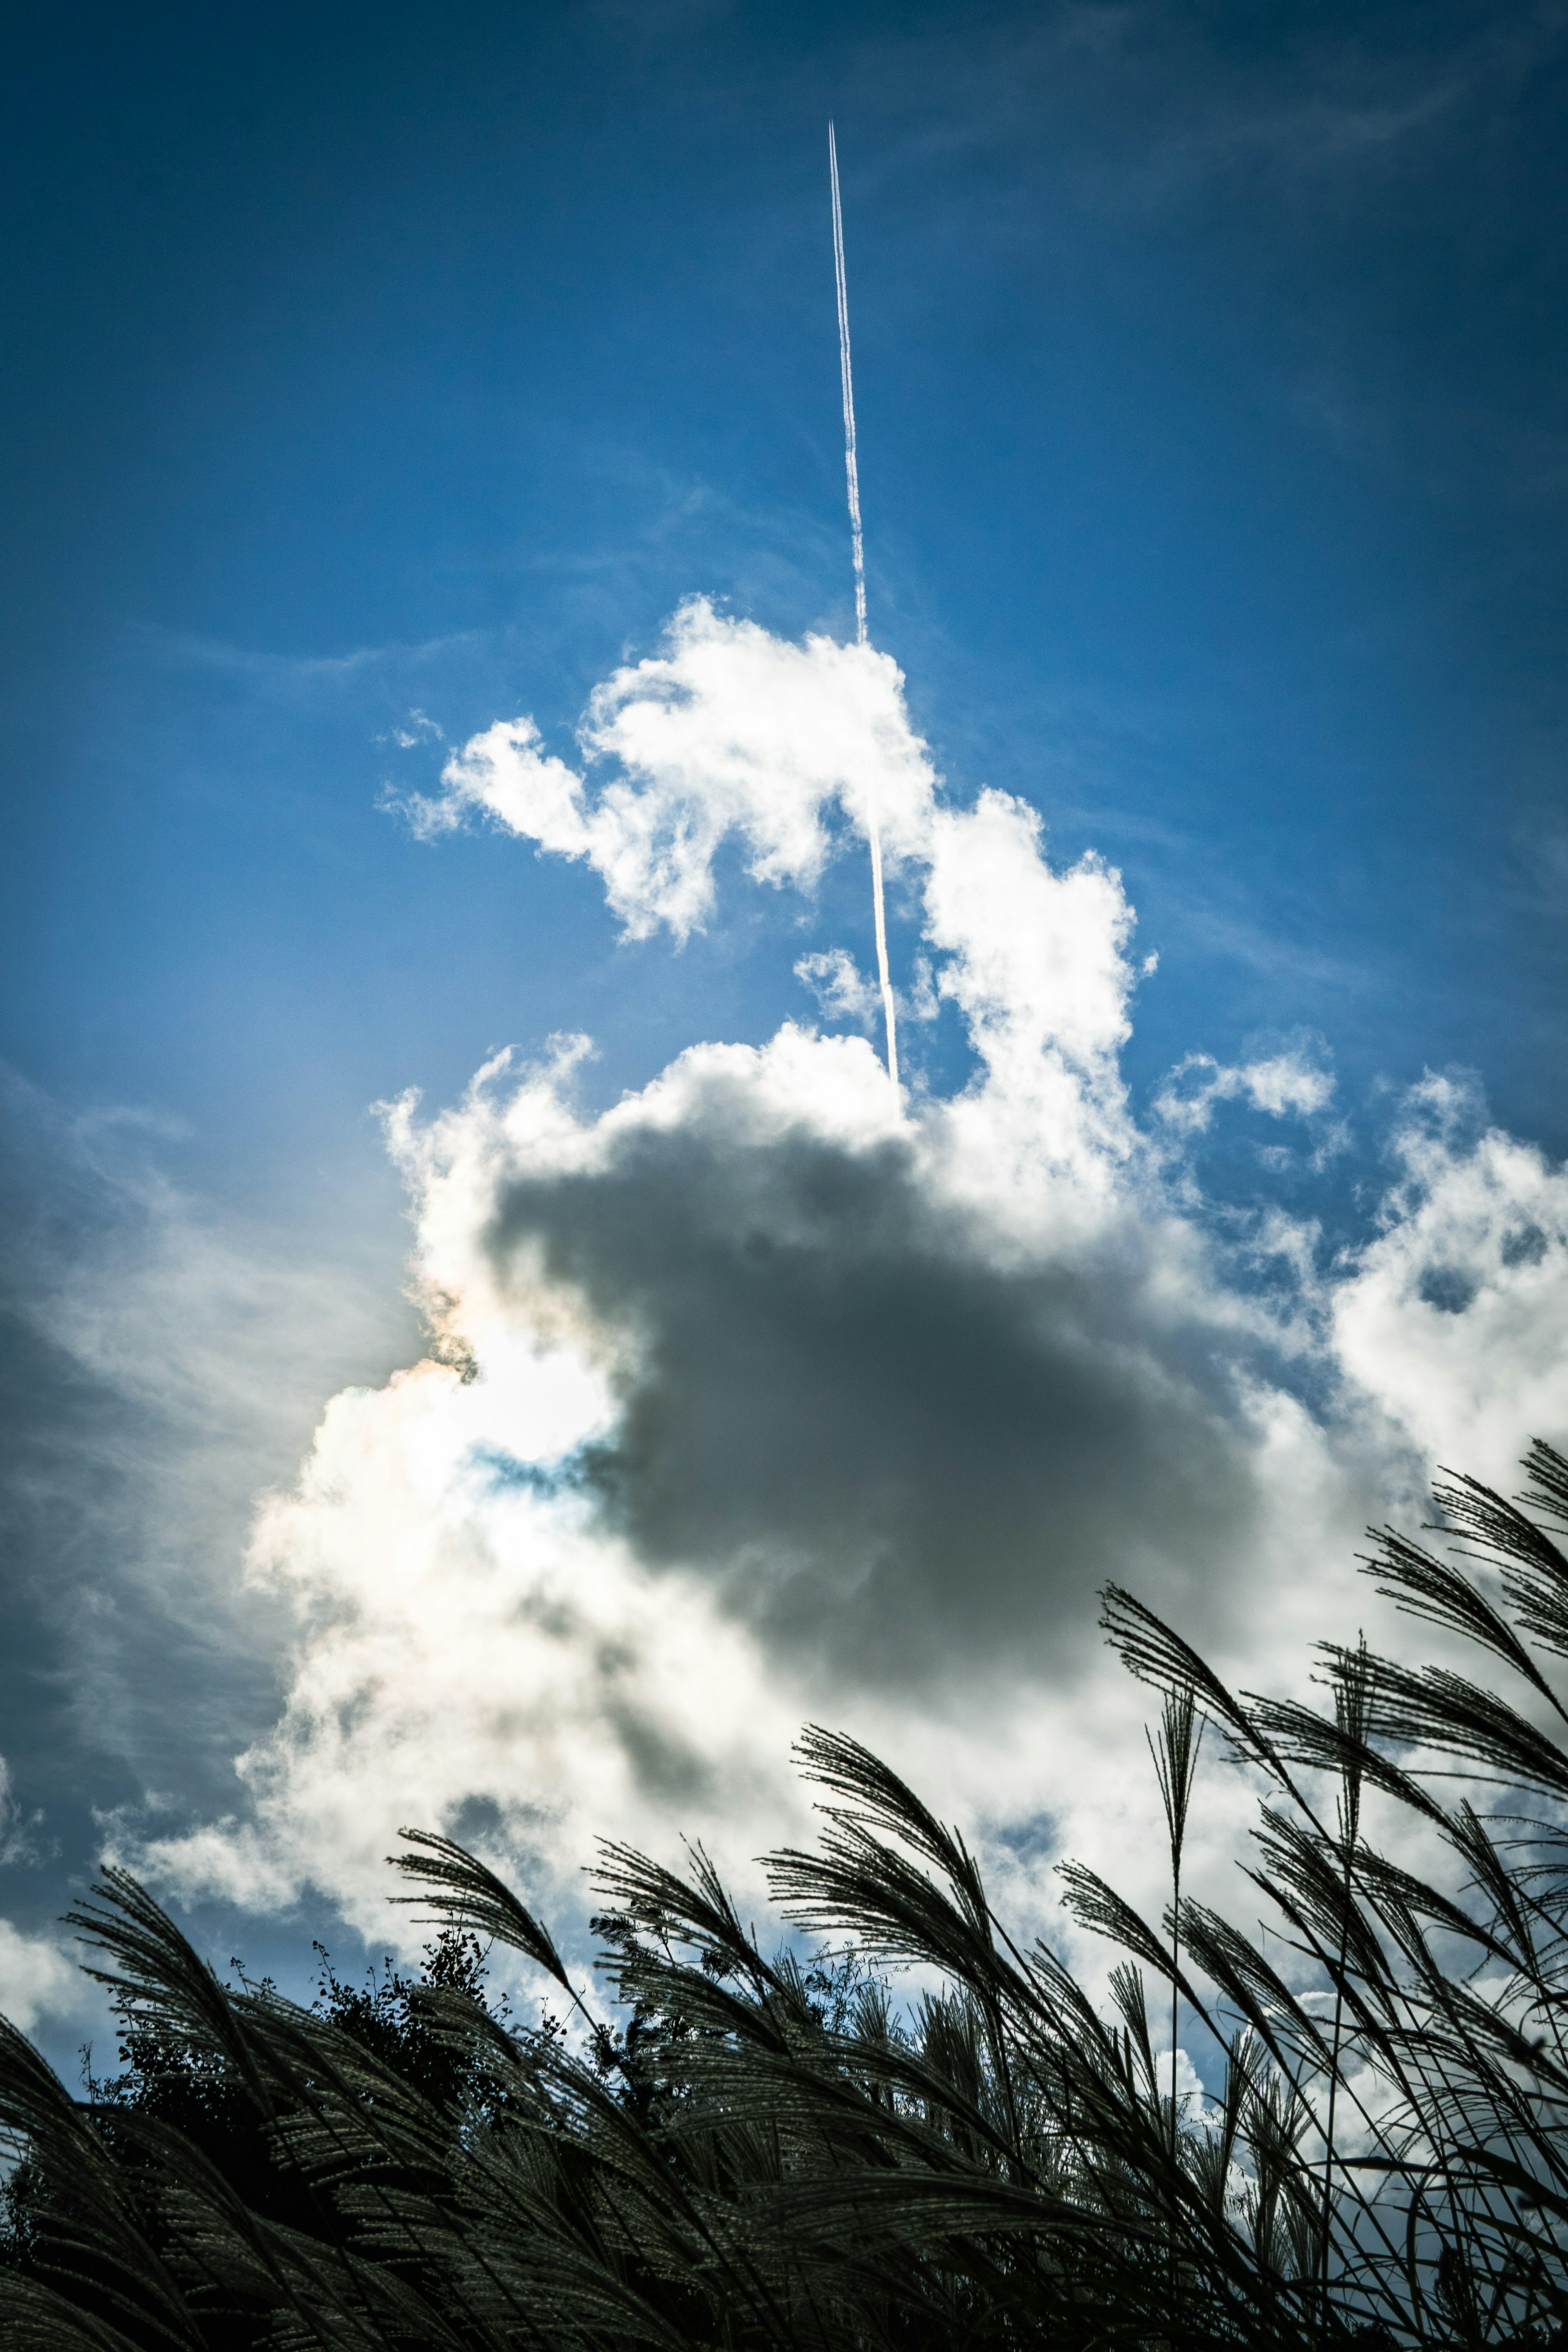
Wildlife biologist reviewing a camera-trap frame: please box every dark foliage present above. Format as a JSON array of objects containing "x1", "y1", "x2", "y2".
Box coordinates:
[
  {"x1": 5, "y1": 1446, "x2": 1568, "y2": 2349},
  {"x1": 0, "y1": 1928, "x2": 506, "y2": 2348}
]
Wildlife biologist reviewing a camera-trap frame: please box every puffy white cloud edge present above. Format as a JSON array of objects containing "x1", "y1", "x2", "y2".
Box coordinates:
[{"x1": 0, "y1": 1919, "x2": 79, "y2": 2037}]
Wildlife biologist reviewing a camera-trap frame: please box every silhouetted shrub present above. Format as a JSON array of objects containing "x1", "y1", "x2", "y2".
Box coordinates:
[{"x1": 5, "y1": 1445, "x2": 1568, "y2": 2350}]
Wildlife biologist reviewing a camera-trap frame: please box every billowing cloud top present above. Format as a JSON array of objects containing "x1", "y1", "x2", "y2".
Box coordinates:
[
  {"x1": 400, "y1": 599, "x2": 935, "y2": 940},
  {"x1": 131, "y1": 606, "x2": 1568, "y2": 1971}
]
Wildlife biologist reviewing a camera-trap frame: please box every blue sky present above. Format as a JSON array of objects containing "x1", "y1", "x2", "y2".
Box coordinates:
[
  {"x1": 5, "y1": 0, "x2": 1568, "y2": 2052},
  {"x1": 9, "y1": 0, "x2": 1568, "y2": 1171}
]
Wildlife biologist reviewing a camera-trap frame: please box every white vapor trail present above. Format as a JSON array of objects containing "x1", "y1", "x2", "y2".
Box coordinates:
[{"x1": 829, "y1": 123, "x2": 899, "y2": 1090}]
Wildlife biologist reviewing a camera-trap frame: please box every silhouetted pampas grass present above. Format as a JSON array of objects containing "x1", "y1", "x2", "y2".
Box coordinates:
[{"x1": 5, "y1": 1446, "x2": 1568, "y2": 2349}]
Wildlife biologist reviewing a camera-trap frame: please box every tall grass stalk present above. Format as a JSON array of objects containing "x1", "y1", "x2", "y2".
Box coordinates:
[
  {"x1": 1148, "y1": 1684, "x2": 1204, "y2": 2159},
  {"x1": 6, "y1": 1446, "x2": 1568, "y2": 2350}
]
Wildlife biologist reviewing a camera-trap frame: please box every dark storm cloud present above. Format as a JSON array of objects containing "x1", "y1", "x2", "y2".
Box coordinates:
[{"x1": 482, "y1": 1067, "x2": 1300, "y2": 1690}]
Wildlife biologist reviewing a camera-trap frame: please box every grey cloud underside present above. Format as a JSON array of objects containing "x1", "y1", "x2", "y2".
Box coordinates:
[{"x1": 482, "y1": 1094, "x2": 1291, "y2": 1690}]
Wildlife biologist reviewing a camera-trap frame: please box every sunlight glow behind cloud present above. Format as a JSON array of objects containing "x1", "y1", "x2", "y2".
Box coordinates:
[{"x1": 126, "y1": 606, "x2": 1568, "y2": 1963}]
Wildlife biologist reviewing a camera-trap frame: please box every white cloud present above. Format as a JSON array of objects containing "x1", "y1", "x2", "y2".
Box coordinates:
[
  {"x1": 1332, "y1": 1074, "x2": 1568, "y2": 1489},
  {"x1": 391, "y1": 597, "x2": 935, "y2": 940},
  {"x1": 123, "y1": 607, "x2": 1568, "y2": 1967},
  {"x1": 0, "y1": 1757, "x2": 44, "y2": 1871},
  {"x1": 795, "y1": 947, "x2": 880, "y2": 1031},
  {"x1": 1153, "y1": 1045, "x2": 1336, "y2": 1136},
  {"x1": 0, "y1": 1919, "x2": 79, "y2": 2036},
  {"x1": 384, "y1": 706, "x2": 445, "y2": 750}
]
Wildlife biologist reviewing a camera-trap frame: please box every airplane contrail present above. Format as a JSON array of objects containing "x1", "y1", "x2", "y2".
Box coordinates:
[{"x1": 829, "y1": 123, "x2": 899, "y2": 1091}]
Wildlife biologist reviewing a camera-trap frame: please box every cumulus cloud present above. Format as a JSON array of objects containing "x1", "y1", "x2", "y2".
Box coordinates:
[
  {"x1": 794, "y1": 947, "x2": 881, "y2": 1031},
  {"x1": 1332, "y1": 1073, "x2": 1568, "y2": 1488},
  {"x1": 0, "y1": 1918, "x2": 79, "y2": 2037},
  {"x1": 391, "y1": 598, "x2": 934, "y2": 939},
  {"x1": 1153, "y1": 1043, "x2": 1337, "y2": 1135},
  {"x1": 132, "y1": 606, "x2": 1568, "y2": 1963}
]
